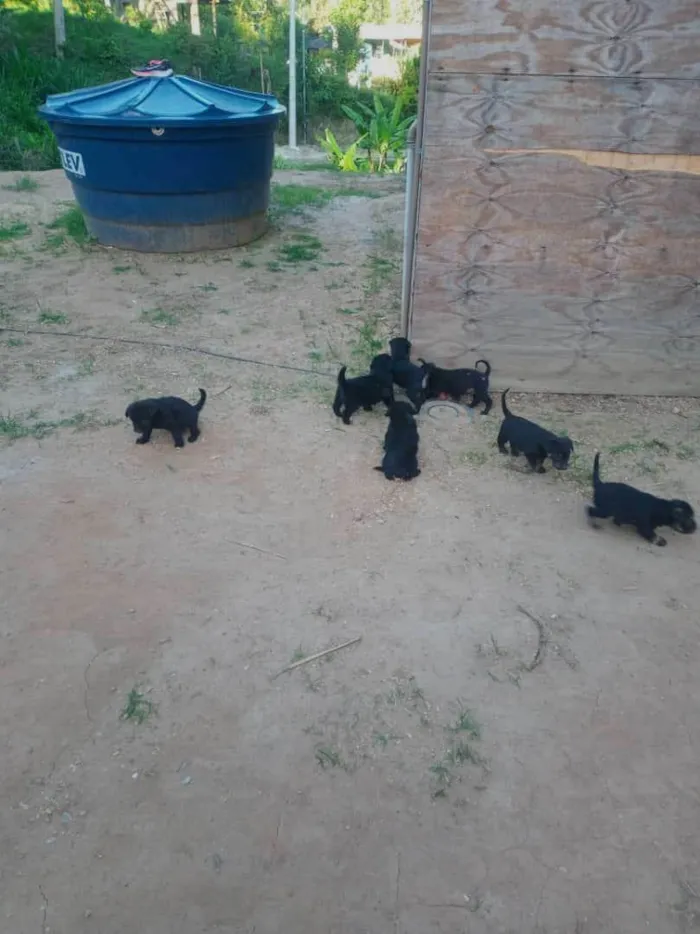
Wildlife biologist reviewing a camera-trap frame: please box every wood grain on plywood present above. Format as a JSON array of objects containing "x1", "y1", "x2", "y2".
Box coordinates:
[
  {"x1": 409, "y1": 277, "x2": 700, "y2": 395},
  {"x1": 430, "y1": 0, "x2": 700, "y2": 78},
  {"x1": 411, "y1": 139, "x2": 700, "y2": 394},
  {"x1": 425, "y1": 74, "x2": 700, "y2": 154}
]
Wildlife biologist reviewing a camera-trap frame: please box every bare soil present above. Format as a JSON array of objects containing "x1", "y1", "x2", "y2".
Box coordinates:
[{"x1": 1, "y1": 168, "x2": 700, "y2": 934}]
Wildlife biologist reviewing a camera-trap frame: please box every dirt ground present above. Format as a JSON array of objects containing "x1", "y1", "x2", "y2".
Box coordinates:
[{"x1": 1, "y1": 166, "x2": 700, "y2": 934}]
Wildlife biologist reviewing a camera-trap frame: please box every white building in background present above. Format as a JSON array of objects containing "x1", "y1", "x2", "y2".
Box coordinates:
[{"x1": 349, "y1": 23, "x2": 422, "y2": 87}]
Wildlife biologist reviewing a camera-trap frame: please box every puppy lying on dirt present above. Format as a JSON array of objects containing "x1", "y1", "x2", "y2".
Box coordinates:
[
  {"x1": 418, "y1": 357, "x2": 493, "y2": 414},
  {"x1": 587, "y1": 452, "x2": 697, "y2": 546},
  {"x1": 389, "y1": 337, "x2": 428, "y2": 413},
  {"x1": 375, "y1": 400, "x2": 421, "y2": 481},
  {"x1": 332, "y1": 364, "x2": 393, "y2": 425},
  {"x1": 125, "y1": 389, "x2": 206, "y2": 448},
  {"x1": 497, "y1": 389, "x2": 573, "y2": 472}
]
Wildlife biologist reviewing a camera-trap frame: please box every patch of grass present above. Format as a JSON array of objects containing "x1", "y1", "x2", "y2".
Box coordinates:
[
  {"x1": 46, "y1": 206, "x2": 92, "y2": 246},
  {"x1": 676, "y1": 443, "x2": 696, "y2": 461},
  {"x1": 6, "y1": 338, "x2": 25, "y2": 347},
  {"x1": 112, "y1": 264, "x2": 132, "y2": 274},
  {"x1": 461, "y1": 449, "x2": 488, "y2": 467},
  {"x1": 308, "y1": 349, "x2": 324, "y2": 364},
  {"x1": 364, "y1": 253, "x2": 399, "y2": 296},
  {"x1": 0, "y1": 410, "x2": 110, "y2": 442},
  {"x1": 269, "y1": 182, "x2": 381, "y2": 220},
  {"x1": 430, "y1": 706, "x2": 486, "y2": 798},
  {"x1": 449, "y1": 708, "x2": 481, "y2": 740},
  {"x1": 314, "y1": 744, "x2": 345, "y2": 770},
  {"x1": 77, "y1": 358, "x2": 95, "y2": 377},
  {"x1": 291, "y1": 645, "x2": 307, "y2": 663},
  {"x1": 270, "y1": 183, "x2": 334, "y2": 218},
  {"x1": 278, "y1": 232, "x2": 324, "y2": 264},
  {"x1": 119, "y1": 687, "x2": 154, "y2": 725},
  {"x1": 266, "y1": 260, "x2": 282, "y2": 273},
  {"x1": 337, "y1": 307, "x2": 358, "y2": 316},
  {"x1": 0, "y1": 220, "x2": 31, "y2": 241},
  {"x1": 197, "y1": 282, "x2": 218, "y2": 292},
  {"x1": 38, "y1": 310, "x2": 68, "y2": 325},
  {"x1": 350, "y1": 315, "x2": 385, "y2": 368},
  {"x1": 139, "y1": 307, "x2": 179, "y2": 326},
  {"x1": 3, "y1": 175, "x2": 40, "y2": 193},
  {"x1": 239, "y1": 259, "x2": 255, "y2": 269}
]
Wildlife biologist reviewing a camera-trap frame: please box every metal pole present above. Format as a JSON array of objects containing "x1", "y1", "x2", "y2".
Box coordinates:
[
  {"x1": 288, "y1": 0, "x2": 298, "y2": 149},
  {"x1": 301, "y1": 25, "x2": 307, "y2": 144},
  {"x1": 53, "y1": 0, "x2": 66, "y2": 59}
]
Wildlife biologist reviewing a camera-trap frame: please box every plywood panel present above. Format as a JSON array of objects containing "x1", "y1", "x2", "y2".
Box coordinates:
[
  {"x1": 425, "y1": 74, "x2": 700, "y2": 153},
  {"x1": 430, "y1": 0, "x2": 700, "y2": 78},
  {"x1": 410, "y1": 144, "x2": 700, "y2": 394},
  {"x1": 409, "y1": 273, "x2": 700, "y2": 395}
]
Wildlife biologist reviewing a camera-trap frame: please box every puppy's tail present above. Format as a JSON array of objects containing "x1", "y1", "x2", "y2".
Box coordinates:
[
  {"x1": 593, "y1": 452, "x2": 602, "y2": 489},
  {"x1": 501, "y1": 388, "x2": 512, "y2": 417},
  {"x1": 475, "y1": 358, "x2": 491, "y2": 377},
  {"x1": 337, "y1": 365, "x2": 347, "y2": 387},
  {"x1": 195, "y1": 389, "x2": 207, "y2": 411}
]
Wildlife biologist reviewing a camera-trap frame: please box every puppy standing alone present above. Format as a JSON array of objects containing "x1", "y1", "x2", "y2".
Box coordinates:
[
  {"x1": 497, "y1": 389, "x2": 573, "y2": 472},
  {"x1": 587, "y1": 452, "x2": 696, "y2": 546},
  {"x1": 418, "y1": 357, "x2": 493, "y2": 414},
  {"x1": 125, "y1": 389, "x2": 206, "y2": 448},
  {"x1": 375, "y1": 401, "x2": 421, "y2": 481}
]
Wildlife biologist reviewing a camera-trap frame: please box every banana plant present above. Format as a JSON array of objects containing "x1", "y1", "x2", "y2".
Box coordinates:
[{"x1": 341, "y1": 94, "x2": 413, "y2": 173}]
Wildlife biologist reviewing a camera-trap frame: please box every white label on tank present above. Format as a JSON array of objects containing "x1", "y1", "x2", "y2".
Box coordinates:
[{"x1": 58, "y1": 147, "x2": 86, "y2": 178}]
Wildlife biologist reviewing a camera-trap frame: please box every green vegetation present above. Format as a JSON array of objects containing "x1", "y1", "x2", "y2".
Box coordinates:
[
  {"x1": 38, "y1": 309, "x2": 68, "y2": 324},
  {"x1": 0, "y1": 4, "x2": 418, "y2": 170},
  {"x1": 0, "y1": 219, "x2": 31, "y2": 241},
  {"x1": 2, "y1": 174, "x2": 39, "y2": 192},
  {"x1": 45, "y1": 206, "x2": 91, "y2": 246},
  {"x1": 0, "y1": 409, "x2": 110, "y2": 441},
  {"x1": 120, "y1": 687, "x2": 155, "y2": 725}
]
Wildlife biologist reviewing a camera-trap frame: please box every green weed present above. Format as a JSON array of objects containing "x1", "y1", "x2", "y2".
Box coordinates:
[
  {"x1": 38, "y1": 310, "x2": 68, "y2": 325},
  {"x1": 350, "y1": 315, "x2": 385, "y2": 368},
  {"x1": 112, "y1": 264, "x2": 132, "y2": 274},
  {"x1": 239, "y1": 259, "x2": 255, "y2": 269},
  {"x1": 0, "y1": 220, "x2": 31, "y2": 241},
  {"x1": 278, "y1": 232, "x2": 324, "y2": 264},
  {"x1": 46, "y1": 206, "x2": 91, "y2": 246},
  {"x1": 6, "y1": 338, "x2": 24, "y2": 347},
  {"x1": 140, "y1": 307, "x2": 179, "y2": 326},
  {"x1": 3, "y1": 175, "x2": 39, "y2": 192},
  {"x1": 314, "y1": 745, "x2": 345, "y2": 770},
  {"x1": 197, "y1": 282, "x2": 218, "y2": 292},
  {"x1": 119, "y1": 687, "x2": 154, "y2": 725},
  {"x1": 0, "y1": 410, "x2": 109, "y2": 442},
  {"x1": 449, "y1": 708, "x2": 481, "y2": 740}
]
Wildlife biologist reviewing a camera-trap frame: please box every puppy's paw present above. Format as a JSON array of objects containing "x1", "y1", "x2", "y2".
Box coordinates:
[
  {"x1": 655, "y1": 535, "x2": 667, "y2": 547},
  {"x1": 136, "y1": 437, "x2": 148, "y2": 444}
]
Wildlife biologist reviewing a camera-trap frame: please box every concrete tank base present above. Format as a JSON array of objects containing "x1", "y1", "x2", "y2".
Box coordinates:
[{"x1": 84, "y1": 211, "x2": 268, "y2": 253}]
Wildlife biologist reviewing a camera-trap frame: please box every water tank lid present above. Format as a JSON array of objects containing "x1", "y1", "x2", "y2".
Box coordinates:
[{"x1": 38, "y1": 74, "x2": 286, "y2": 127}]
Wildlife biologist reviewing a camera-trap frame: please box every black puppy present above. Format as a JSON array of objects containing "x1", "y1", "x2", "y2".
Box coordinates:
[
  {"x1": 587, "y1": 452, "x2": 696, "y2": 547},
  {"x1": 418, "y1": 357, "x2": 493, "y2": 414},
  {"x1": 497, "y1": 389, "x2": 573, "y2": 472},
  {"x1": 375, "y1": 400, "x2": 421, "y2": 481},
  {"x1": 332, "y1": 364, "x2": 393, "y2": 425},
  {"x1": 125, "y1": 388, "x2": 206, "y2": 448},
  {"x1": 388, "y1": 337, "x2": 428, "y2": 412}
]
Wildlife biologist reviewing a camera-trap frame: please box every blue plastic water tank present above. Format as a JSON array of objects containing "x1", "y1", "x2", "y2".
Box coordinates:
[{"x1": 39, "y1": 75, "x2": 286, "y2": 252}]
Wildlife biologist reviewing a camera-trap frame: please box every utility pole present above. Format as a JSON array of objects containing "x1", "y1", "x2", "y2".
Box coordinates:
[
  {"x1": 288, "y1": 0, "x2": 297, "y2": 149},
  {"x1": 53, "y1": 0, "x2": 66, "y2": 58}
]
